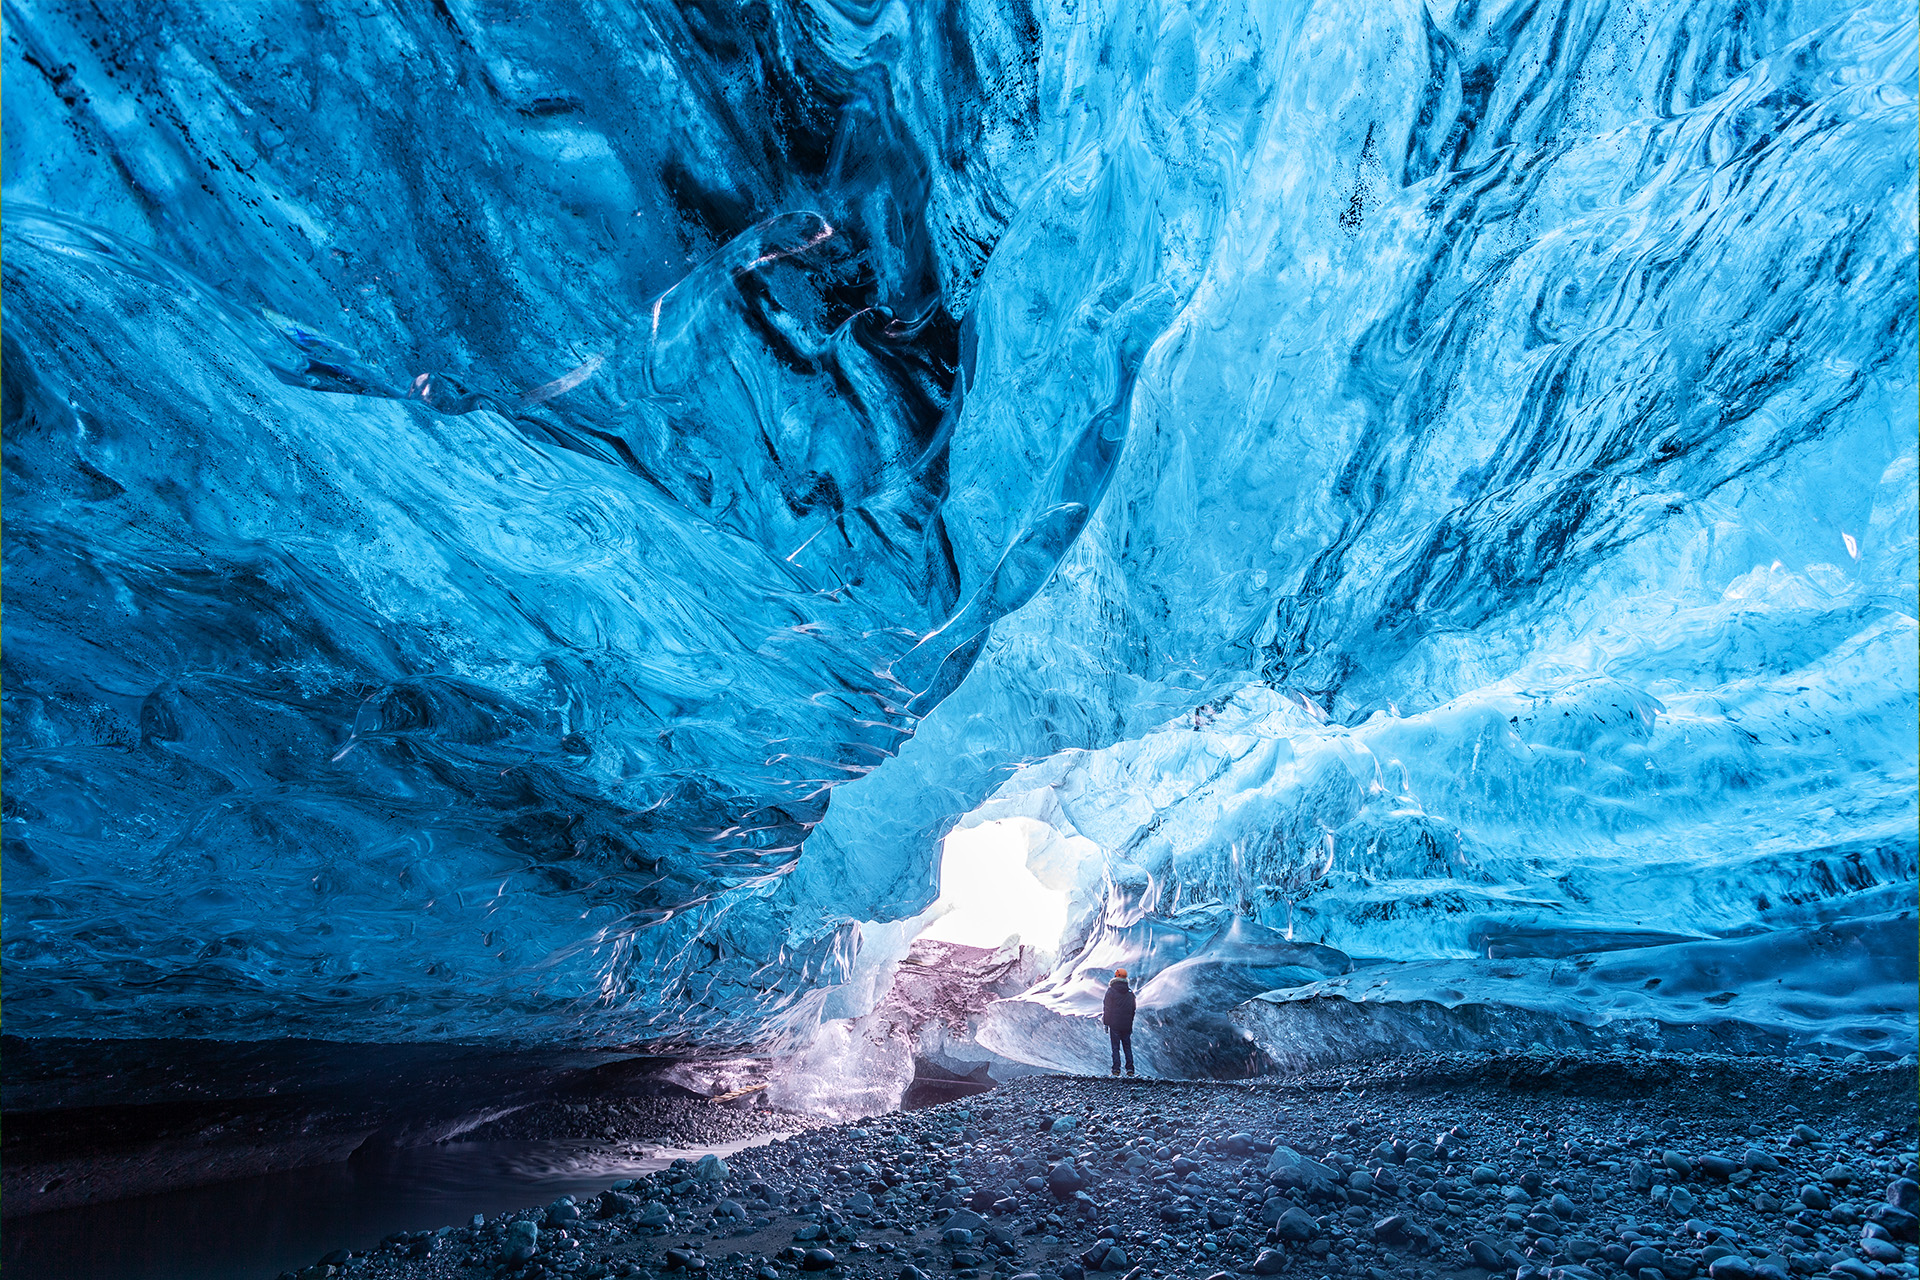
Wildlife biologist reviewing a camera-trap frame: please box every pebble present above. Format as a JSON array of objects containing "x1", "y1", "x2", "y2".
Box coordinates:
[{"x1": 283, "y1": 1050, "x2": 1915, "y2": 1280}]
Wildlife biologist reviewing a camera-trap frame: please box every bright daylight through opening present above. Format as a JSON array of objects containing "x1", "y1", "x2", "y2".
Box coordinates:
[{"x1": 915, "y1": 819, "x2": 1068, "y2": 952}]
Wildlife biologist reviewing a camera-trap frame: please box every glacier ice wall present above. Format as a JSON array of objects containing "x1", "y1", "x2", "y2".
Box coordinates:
[
  {"x1": 828, "y1": 0, "x2": 1919, "y2": 1064},
  {"x1": 2, "y1": 0, "x2": 1058, "y2": 1042},
  {"x1": 4, "y1": 0, "x2": 1915, "y2": 1051}
]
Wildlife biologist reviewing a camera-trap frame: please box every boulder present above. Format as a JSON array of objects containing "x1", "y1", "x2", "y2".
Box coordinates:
[
  {"x1": 1274, "y1": 1208, "x2": 1318, "y2": 1243},
  {"x1": 597, "y1": 1191, "x2": 638, "y2": 1219},
  {"x1": 943, "y1": 1210, "x2": 989, "y2": 1233},
  {"x1": 1268, "y1": 1146, "x2": 1339, "y2": 1197},
  {"x1": 1625, "y1": 1247, "x2": 1669, "y2": 1274},
  {"x1": 1466, "y1": 1238, "x2": 1504, "y2": 1269},
  {"x1": 1867, "y1": 1204, "x2": 1917, "y2": 1242}
]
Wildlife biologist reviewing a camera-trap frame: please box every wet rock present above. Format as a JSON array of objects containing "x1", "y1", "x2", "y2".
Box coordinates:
[
  {"x1": 1663, "y1": 1152, "x2": 1695, "y2": 1178},
  {"x1": 1861, "y1": 1238, "x2": 1903, "y2": 1264},
  {"x1": 1888, "y1": 1179, "x2": 1919, "y2": 1212},
  {"x1": 1698, "y1": 1156, "x2": 1741, "y2": 1180},
  {"x1": 1800, "y1": 1186, "x2": 1832, "y2": 1211},
  {"x1": 801, "y1": 1248, "x2": 836, "y2": 1271},
  {"x1": 1251, "y1": 1248, "x2": 1286, "y2": 1275},
  {"x1": 1744, "y1": 1150, "x2": 1782, "y2": 1173},
  {"x1": 695, "y1": 1154, "x2": 731, "y2": 1182}
]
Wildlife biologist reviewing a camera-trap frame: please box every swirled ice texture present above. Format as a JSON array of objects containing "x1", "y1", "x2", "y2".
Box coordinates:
[{"x1": 3, "y1": 0, "x2": 1915, "y2": 1057}]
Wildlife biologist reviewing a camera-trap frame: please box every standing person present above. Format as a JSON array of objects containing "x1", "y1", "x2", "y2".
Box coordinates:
[{"x1": 1103, "y1": 968, "x2": 1137, "y2": 1077}]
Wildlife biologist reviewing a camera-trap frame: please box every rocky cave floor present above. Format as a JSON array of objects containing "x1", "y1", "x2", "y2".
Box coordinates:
[
  {"x1": 273, "y1": 1051, "x2": 1917, "y2": 1280},
  {"x1": 446, "y1": 1086, "x2": 815, "y2": 1150}
]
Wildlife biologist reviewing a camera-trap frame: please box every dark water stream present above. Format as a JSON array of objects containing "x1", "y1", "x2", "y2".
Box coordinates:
[{"x1": 4, "y1": 1132, "x2": 783, "y2": 1280}]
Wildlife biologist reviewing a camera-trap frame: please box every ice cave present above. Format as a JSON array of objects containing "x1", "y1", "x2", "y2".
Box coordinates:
[{"x1": 1, "y1": 0, "x2": 1915, "y2": 1276}]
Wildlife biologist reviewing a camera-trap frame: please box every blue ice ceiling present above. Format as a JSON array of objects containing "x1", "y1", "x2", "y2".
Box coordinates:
[{"x1": 3, "y1": 0, "x2": 1914, "y2": 1054}]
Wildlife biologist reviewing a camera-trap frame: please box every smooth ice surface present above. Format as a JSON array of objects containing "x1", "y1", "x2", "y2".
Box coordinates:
[
  {"x1": 1232, "y1": 911, "x2": 1918, "y2": 1065},
  {"x1": 4, "y1": 0, "x2": 1915, "y2": 1053}
]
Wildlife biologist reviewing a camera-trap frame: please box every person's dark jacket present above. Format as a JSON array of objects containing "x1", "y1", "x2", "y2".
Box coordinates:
[{"x1": 1102, "y1": 978, "x2": 1136, "y2": 1034}]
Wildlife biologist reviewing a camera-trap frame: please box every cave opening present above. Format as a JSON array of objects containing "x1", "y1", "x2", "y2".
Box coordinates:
[{"x1": 918, "y1": 819, "x2": 1071, "y2": 956}]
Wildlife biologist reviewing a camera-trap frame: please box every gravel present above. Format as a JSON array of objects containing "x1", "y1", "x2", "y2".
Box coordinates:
[
  {"x1": 269, "y1": 1050, "x2": 1917, "y2": 1280},
  {"x1": 451, "y1": 1092, "x2": 806, "y2": 1150}
]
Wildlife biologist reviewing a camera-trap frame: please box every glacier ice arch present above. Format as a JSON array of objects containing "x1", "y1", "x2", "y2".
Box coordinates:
[{"x1": 2, "y1": 0, "x2": 1914, "y2": 1067}]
